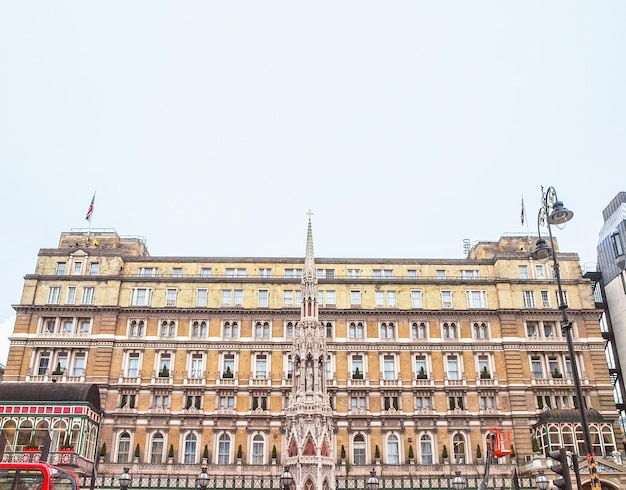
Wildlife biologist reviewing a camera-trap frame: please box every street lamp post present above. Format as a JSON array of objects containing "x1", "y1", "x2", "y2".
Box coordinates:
[
  {"x1": 280, "y1": 467, "x2": 294, "y2": 490},
  {"x1": 196, "y1": 466, "x2": 210, "y2": 490},
  {"x1": 366, "y1": 468, "x2": 380, "y2": 490},
  {"x1": 530, "y1": 185, "x2": 601, "y2": 490},
  {"x1": 118, "y1": 468, "x2": 131, "y2": 490}
]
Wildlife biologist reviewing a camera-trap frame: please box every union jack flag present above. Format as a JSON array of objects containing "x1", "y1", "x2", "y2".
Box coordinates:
[{"x1": 85, "y1": 193, "x2": 95, "y2": 222}]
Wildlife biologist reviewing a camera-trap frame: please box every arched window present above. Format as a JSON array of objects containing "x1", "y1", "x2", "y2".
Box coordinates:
[
  {"x1": 192, "y1": 321, "x2": 207, "y2": 337},
  {"x1": 117, "y1": 433, "x2": 131, "y2": 463},
  {"x1": 161, "y1": 320, "x2": 176, "y2": 337},
  {"x1": 286, "y1": 322, "x2": 296, "y2": 338},
  {"x1": 420, "y1": 434, "x2": 433, "y2": 464},
  {"x1": 589, "y1": 426, "x2": 602, "y2": 456},
  {"x1": 562, "y1": 425, "x2": 575, "y2": 454},
  {"x1": 252, "y1": 434, "x2": 265, "y2": 464},
  {"x1": 151, "y1": 433, "x2": 164, "y2": 463},
  {"x1": 184, "y1": 433, "x2": 197, "y2": 464},
  {"x1": 601, "y1": 424, "x2": 616, "y2": 455},
  {"x1": 218, "y1": 433, "x2": 231, "y2": 464},
  {"x1": 452, "y1": 433, "x2": 466, "y2": 463},
  {"x1": 386, "y1": 434, "x2": 399, "y2": 464},
  {"x1": 353, "y1": 434, "x2": 366, "y2": 465}
]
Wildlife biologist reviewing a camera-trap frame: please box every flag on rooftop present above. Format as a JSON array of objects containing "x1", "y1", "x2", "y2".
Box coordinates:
[{"x1": 85, "y1": 193, "x2": 95, "y2": 222}]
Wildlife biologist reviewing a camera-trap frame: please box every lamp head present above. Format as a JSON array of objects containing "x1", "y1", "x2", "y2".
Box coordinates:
[
  {"x1": 536, "y1": 472, "x2": 549, "y2": 490},
  {"x1": 280, "y1": 467, "x2": 294, "y2": 489},
  {"x1": 547, "y1": 201, "x2": 574, "y2": 228},
  {"x1": 530, "y1": 239, "x2": 552, "y2": 262},
  {"x1": 119, "y1": 468, "x2": 131, "y2": 490},
  {"x1": 196, "y1": 466, "x2": 210, "y2": 490},
  {"x1": 366, "y1": 468, "x2": 380, "y2": 490},
  {"x1": 451, "y1": 471, "x2": 466, "y2": 490}
]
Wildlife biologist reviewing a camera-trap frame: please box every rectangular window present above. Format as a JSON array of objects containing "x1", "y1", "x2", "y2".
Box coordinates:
[
  {"x1": 43, "y1": 318, "x2": 56, "y2": 333},
  {"x1": 350, "y1": 290, "x2": 361, "y2": 306},
  {"x1": 131, "y1": 288, "x2": 152, "y2": 306},
  {"x1": 416, "y1": 395, "x2": 431, "y2": 411},
  {"x1": 255, "y1": 354, "x2": 267, "y2": 379},
  {"x1": 555, "y1": 290, "x2": 569, "y2": 308},
  {"x1": 408, "y1": 269, "x2": 417, "y2": 279},
  {"x1": 166, "y1": 288, "x2": 177, "y2": 307},
  {"x1": 252, "y1": 396, "x2": 267, "y2": 410},
  {"x1": 66, "y1": 286, "x2": 76, "y2": 304},
  {"x1": 347, "y1": 269, "x2": 360, "y2": 279},
  {"x1": 37, "y1": 352, "x2": 50, "y2": 375},
  {"x1": 81, "y1": 287, "x2": 95, "y2": 305},
  {"x1": 411, "y1": 290, "x2": 423, "y2": 309},
  {"x1": 72, "y1": 353, "x2": 86, "y2": 376},
  {"x1": 460, "y1": 270, "x2": 479, "y2": 279},
  {"x1": 223, "y1": 354, "x2": 235, "y2": 377},
  {"x1": 61, "y1": 319, "x2": 73, "y2": 333},
  {"x1": 531, "y1": 356, "x2": 543, "y2": 378},
  {"x1": 326, "y1": 290, "x2": 336, "y2": 305},
  {"x1": 153, "y1": 394, "x2": 170, "y2": 410},
  {"x1": 523, "y1": 291, "x2": 536, "y2": 308},
  {"x1": 480, "y1": 396, "x2": 495, "y2": 411},
  {"x1": 612, "y1": 232, "x2": 624, "y2": 258},
  {"x1": 519, "y1": 265, "x2": 529, "y2": 279},
  {"x1": 283, "y1": 291, "x2": 293, "y2": 306},
  {"x1": 221, "y1": 290, "x2": 243, "y2": 306},
  {"x1": 373, "y1": 269, "x2": 393, "y2": 278},
  {"x1": 225, "y1": 268, "x2": 246, "y2": 278},
  {"x1": 127, "y1": 353, "x2": 140, "y2": 377},
  {"x1": 48, "y1": 287, "x2": 61, "y2": 304},
  {"x1": 201, "y1": 268, "x2": 212, "y2": 278},
  {"x1": 219, "y1": 396, "x2": 235, "y2": 410},
  {"x1": 172, "y1": 267, "x2": 182, "y2": 277},
  {"x1": 387, "y1": 291, "x2": 397, "y2": 307},
  {"x1": 56, "y1": 262, "x2": 66, "y2": 275},
  {"x1": 441, "y1": 290, "x2": 452, "y2": 308},
  {"x1": 447, "y1": 355, "x2": 459, "y2": 380},
  {"x1": 383, "y1": 396, "x2": 399, "y2": 410},
  {"x1": 258, "y1": 289, "x2": 269, "y2": 307},
  {"x1": 196, "y1": 289, "x2": 208, "y2": 307},
  {"x1": 190, "y1": 354, "x2": 204, "y2": 378},
  {"x1": 89, "y1": 263, "x2": 99, "y2": 276},
  {"x1": 466, "y1": 290, "x2": 487, "y2": 308},
  {"x1": 138, "y1": 267, "x2": 157, "y2": 277},
  {"x1": 535, "y1": 265, "x2": 545, "y2": 278},
  {"x1": 351, "y1": 355, "x2": 364, "y2": 378},
  {"x1": 375, "y1": 291, "x2": 384, "y2": 307},
  {"x1": 415, "y1": 355, "x2": 427, "y2": 378},
  {"x1": 259, "y1": 268, "x2": 272, "y2": 278},
  {"x1": 284, "y1": 268, "x2": 302, "y2": 278},
  {"x1": 78, "y1": 319, "x2": 90, "y2": 333},
  {"x1": 350, "y1": 396, "x2": 366, "y2": 411},
  {"x1": 383, "y1": 355, "x2": 395, "y2": 380},
  {"x1": 72, "y1": 262, "x2": 83, "y2": 275},
  {"x1": 436, "y1": 270, "x2": 446, "y2": 279},
  {"x1": 541, "y1": 290, "x2": 550, "y2": 308}
]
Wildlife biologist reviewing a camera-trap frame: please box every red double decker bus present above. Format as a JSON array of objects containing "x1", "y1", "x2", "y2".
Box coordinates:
[{"x1": 0, "y1": 462, "x2": 79, "y2": 490}]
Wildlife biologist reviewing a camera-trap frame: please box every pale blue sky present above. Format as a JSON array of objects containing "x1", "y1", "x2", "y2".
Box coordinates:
[{"x1": 1, "y1": 2, "x2": 625, "y2": 363}]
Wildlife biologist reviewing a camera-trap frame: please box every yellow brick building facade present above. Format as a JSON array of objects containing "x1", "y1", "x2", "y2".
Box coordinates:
[{"x1": 3, "y1": 229, "x2": 617, "y2": 478}]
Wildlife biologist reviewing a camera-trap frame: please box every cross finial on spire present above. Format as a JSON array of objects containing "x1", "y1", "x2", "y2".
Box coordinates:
[{"x1": 307, "y1": 209, "x2": 313, "y2": 218}]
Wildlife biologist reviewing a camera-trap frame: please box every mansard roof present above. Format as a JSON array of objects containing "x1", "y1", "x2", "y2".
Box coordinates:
[{"x1": 0, "y1": 383, "x2": 101, "y2": 411}]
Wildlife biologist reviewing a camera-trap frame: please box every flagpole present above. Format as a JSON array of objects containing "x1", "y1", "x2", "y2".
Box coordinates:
[{"x1": 86, "y1": 192, "x2": 96, "y2": 245}]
